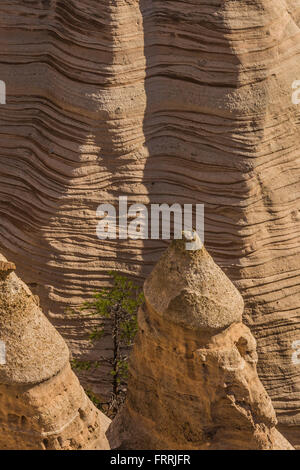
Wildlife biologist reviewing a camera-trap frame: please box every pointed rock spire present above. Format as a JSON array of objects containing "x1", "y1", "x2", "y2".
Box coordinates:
[
  {"x1": 0, "y1": 253, "x2": 110, "y2": 450},
  {"x1": 107, "y1": 239, "x2": 293, "y2": 450},
  {"x1": 144, "y1": 233, "x2": 244, "y2": 333}
]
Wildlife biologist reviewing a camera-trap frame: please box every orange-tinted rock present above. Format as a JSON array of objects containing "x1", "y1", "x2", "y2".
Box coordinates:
[
  {"x1": 107, "y1": 238, "x2": 293, "y2": 450},
  {"x1": 0, "y1": 0, "x2": 299, "y2": 442},
  {"x1": 0, "y1": 254, "x2": 110, "y2": 450}
]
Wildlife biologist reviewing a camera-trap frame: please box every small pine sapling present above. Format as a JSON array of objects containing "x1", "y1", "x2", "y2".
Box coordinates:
[{"x1": 80, "y1": 271, "x2": 144, "y2": 416}]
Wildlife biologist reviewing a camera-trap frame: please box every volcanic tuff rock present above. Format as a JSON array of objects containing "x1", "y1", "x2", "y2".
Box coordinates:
[
  {"x1": 0, "y1": 0, "x2": 299, "y2": 443},
  {"x1": 0, "y1": 253, "x2": 110, "y2": 450},
  {"x1": 107, "y1": 238, "x2": 293, "y2": 450}
]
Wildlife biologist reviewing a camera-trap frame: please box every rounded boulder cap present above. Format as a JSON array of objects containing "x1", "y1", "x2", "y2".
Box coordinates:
[
  {"x1": 143, "y1": 235, "x2": 244, "y2": 332},
  {"x1": 0, "y1": 253, "x2": 69, "y2": 386}
]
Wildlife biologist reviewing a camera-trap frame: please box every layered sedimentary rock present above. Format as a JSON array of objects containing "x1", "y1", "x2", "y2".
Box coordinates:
[
  {"x1": 0, "y1": 253, "x2": 110, "y2": 450},
  {"x1": 0, "y1": 0, "x2": 147, "y2": 399},
  {"x1": 108, "y1": 237, "x2": 293, "y2": 450},
  {"x1": 0, "y1": 0, "x2": 299, "y2": 442},
  {"x1": 141, "y1": 0, "x2": 300, "y2": 443}
]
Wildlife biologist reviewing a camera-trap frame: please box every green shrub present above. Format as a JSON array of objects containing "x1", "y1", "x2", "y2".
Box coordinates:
[{"x1": 77, "y1": 271, "x2": 144, "y2": 416}]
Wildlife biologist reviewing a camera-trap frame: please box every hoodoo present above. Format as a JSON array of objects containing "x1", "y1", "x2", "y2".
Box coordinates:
[
  {"x1": 107, "y1": 235, "x2": 293, "y2": 450},
  {"x1": 0, "y1": 253, "x2": 110, "y2": 450}
]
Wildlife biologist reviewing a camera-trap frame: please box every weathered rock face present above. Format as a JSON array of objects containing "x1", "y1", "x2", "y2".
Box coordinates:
[
  {"x1": 141, "y1": 0, "x2": 300, "y2": 444},
  {"x1": 107, "y1": 239, "x2": 293, "y2": 450},
  {"x1": 0, "y1": 0, "x2": 299, "y2": 442},
  {"x1": 0, "y1": 254, "x2": 110, "y2": 450},
  {"x1": 0, "y1": 0, "x2": 147, "y2": 400}
]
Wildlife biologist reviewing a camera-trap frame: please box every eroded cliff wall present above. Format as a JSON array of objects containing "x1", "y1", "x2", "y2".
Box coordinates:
[
  {"x1": 0, "y1": 0, "x2": 299, "y2": 443},
  {"x1": 140, "y1": 0, "x2": 300, "y2": 442},
  {"x1": 0, "y1": 0, "x2": 147, "y2": 398}
]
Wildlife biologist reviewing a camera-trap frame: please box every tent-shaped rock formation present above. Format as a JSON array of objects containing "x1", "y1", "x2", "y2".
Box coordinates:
[
  {"x1": 108, "y1": 235, "x2": 293, "y2": 450},
  {"x1": 0, "y1": 253, "x2": 110, "y2": 450}
]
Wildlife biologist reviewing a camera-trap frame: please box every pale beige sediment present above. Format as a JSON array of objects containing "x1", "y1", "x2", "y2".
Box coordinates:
[
  {"x1": 0, "y1": 0, "x2": 299, "y2": 444},
  {"x1": 0, "y1": 253, "x2": 110, "y2": 450},
  {"x1": 107, "y1": 239, "x2": 293, "y2": 450}
]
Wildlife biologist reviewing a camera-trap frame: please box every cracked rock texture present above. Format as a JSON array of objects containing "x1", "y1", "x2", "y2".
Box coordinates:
[
  {"x1": 0, "y1": 253, "x2": 110, "y2": 450},
  {"x1": 0, "y1": 0, "x2": 299, "y2": 444},
  {"x1": 107, "y1": 239, "x2": 293, "y2": 450}
]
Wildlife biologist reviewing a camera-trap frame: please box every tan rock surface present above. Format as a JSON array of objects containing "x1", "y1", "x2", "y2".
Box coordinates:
[
  {"x1": 107, "y1": 239, "x2": 293, "y2": 450},
  {"x1": 0, "y1": 254, "x2": 110, "y2": 450},
  {"x1": 0, "y1": 0, "x2": 147, "y2": 401},
  {"x1": 0, "y1": 0, "x2": 299, "y2": 443}
]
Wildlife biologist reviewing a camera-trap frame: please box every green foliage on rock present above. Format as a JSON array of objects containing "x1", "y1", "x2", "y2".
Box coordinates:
[{"x1": 78, "y1": 271, "x2": 144, "y2": 416}]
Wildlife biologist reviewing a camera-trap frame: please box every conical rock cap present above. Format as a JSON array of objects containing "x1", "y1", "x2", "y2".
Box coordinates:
[
  {"x1": 144, "y1": 234, "x2": 243, "y2": 332},
  {"x1": 0, "y1": 253, "x2": 69, "y2": 385}
]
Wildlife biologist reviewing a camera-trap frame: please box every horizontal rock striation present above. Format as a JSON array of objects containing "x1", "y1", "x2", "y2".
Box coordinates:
[
  {"x1": 0, "y1": 0, "x2": 147, "y2": 399},
  {"x1": 0, "y1": 0, "x2": 299, "y2": 443},
  {"x1": 107, "y1": 238, "x2": 293, "y2": 450},
  {"x1": 141, "y1": 0, "x2": 300, "y2": 443},
  {"x1": 0, "y1": 253, "x2": 110, "y2": 450}
]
